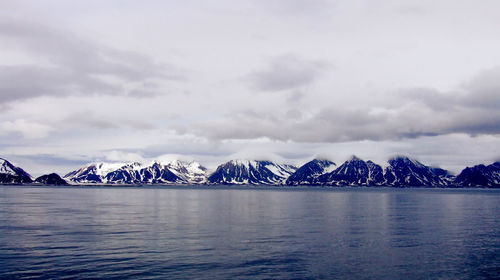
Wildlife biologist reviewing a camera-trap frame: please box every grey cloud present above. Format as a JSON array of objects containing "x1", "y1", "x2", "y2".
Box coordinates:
[
  {"x1": 2, "y1": 154, "x2": 94, "y2": 176},
  {"x1": 0, "y1": 17, "x2": 183, "y2": 103},
  {"x1": 400, "y1": 87, "x2": 457, "y2": 111},
  {"x1": 405, "y1": 67, "x2": 500, "y2": 111},
  {"x1": 186, "y1": 106, "x2": 489, "y2": 143},
  {"x1": 246, "y1": 54, "x2": 330, "y2": 92},
  {"x1": 63, "y1": 111, "x2": 155, "y2": 131},
  {"x1": 286, "y1": 90, "x2": 305, "y2": 104},
  {"x1": 252, "y1": 0, "x2": 332, "y2": 19},
  {"x1": 65, "y1": 113, "x2": 119, "y2": 130},
  {"x1": 183, "y1": 65, "x2": 500, "y2": 143},
  {"x1": 392, "y1": 4, "x2": 428, "y2": 16},
  {"x1": 62, "y1": 111, "x2": 155, "y2": 130},
  {"x1": 7, "y1": 154, "x2": 90, "y2": 168},
  {"x1": 441, "y1": 108, "x2": 500, "y2": 136},
  {"x1": 0, "y1": 65, "x2": 120, "y2": 103},
  {"x1": 461, "y1": 66, "x2": 500, "y2": 109},
  {"x1": 127, "y1": 81, "x2": 165, "y2": 98},
  {"x1": 128, "y1": 89, "x2": 159, "y2": 99}
]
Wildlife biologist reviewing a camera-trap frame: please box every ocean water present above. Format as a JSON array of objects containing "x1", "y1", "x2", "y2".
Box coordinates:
[{"x1": 0, "y1": 186, "x2": 499, "y2": 279}]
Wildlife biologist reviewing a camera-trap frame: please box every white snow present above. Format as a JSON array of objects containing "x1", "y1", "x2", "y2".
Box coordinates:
[
  {"x1": 265, "y1": 164, "x2": 283, "y2": 177},
  {"x1": 0, "y1": 159, "x2": 17, "y2": 175},
  {"x1": 94, "y1": 162, "x2": 127, "y2": 176}
]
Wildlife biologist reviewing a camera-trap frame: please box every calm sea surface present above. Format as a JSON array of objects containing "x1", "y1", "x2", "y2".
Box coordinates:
[{"x1": 1, "y1": 186, "x2": 500, "y2": 279}]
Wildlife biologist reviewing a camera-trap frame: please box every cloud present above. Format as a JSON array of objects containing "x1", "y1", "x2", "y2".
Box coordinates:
[
  {"x1": 0, "y1": 119, "x2": 53, "y2": 139},
  {"x1": 63, "y1": 112, "x2": 119, "y2": 130},
  {"x1": 0, "y1": 17, "x2": 183, "y2": 104},
  {"x1": 251, "y1": 0, "x2": 332, "y2": 19},
  {"x1": 461, "y1": 66, "x2": 500, "y2": 109},
  {"x1": 182, "y1": 65, "x2": 500, "y2": 143},
  {"x1": 5, "y1": 154, "x2": 90, "y2": 167},
  {"x1": 246, "y1": 54, "x2": 330, "y2": 92},
  {"x1": 63, "y1": 111, "x2": 155, "y2": 131},
  {"x1": 0, "y1": 65, "x2": 121, "y2": 103},
  {"x1": 102, "y1": 150, "x2": 146, "y2": 163}
]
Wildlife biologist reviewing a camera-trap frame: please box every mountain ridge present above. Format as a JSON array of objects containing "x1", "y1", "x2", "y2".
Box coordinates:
[{"x1": 2, "y1": 156, "x2": 500, "y2": 187}]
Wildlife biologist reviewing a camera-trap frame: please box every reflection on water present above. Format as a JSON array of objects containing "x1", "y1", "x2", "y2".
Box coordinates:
[{"x1": 1, "y1": 186, "x2": 500, "y2": 279}]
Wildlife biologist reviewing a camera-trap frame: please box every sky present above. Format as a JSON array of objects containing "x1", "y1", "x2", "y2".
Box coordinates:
[{"x1": 1, "y1": 0, "x2": 500, "y2": 176}]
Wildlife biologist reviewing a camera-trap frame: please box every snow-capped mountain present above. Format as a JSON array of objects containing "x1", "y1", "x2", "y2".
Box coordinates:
[
  {"x1": 163, "y1": 160, "x2": 208, "y2": 183},
  {"x1": 286, "y1": 159, "x2": 336, "y2": 185},
  {"x1": 289, "y1": 156, "x2": 451, "y2": 187},
  {"x1": 64, "y1": 162, "x2": 123, "y2": 183},
  {"x1": 317, "y1": 156, "x2": 385, "y2": 186},
  {"x1": 383, "y1": 156, "x2": 451, "y2": 187},
  {"x1": 6, "y1": 154, "x2": 500, "y2": 188},
  {"x1": 453, "y1": 162, "x2": 500, "y2": 187},
  {"x1": 65, "y1": 160, "x2": 208, "y2": 184},
  {"x1": 208, "y1": 160, "x2": 297, "y2": 185},
  {"x1": 0, "y1": 158, "x2": 33, "y2": 184},
  {"x1": 34, "y1": 173, "x2": 68, "y2": 185}
]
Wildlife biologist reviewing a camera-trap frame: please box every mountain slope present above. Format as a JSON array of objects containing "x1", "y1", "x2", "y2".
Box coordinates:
[
  {"x1": 286, "y1": 159, "x2": 336, "y2": 185},
  {"x1": 208, "y1": 160, "x2": 297, "y2": 185},
  {"x1": 65, "y1": 160, "x2": 208, "y2": 184},
  {"x1": 64, "y1": 162, "x2": 123, "y2": 183},
  {"x1": 453, "y1": 162, "x2": 500, "y2": 187},
  {"x1": 0, "y1": 158, "x2": 33, "y2": 184},
  {"x1": 317, "y1": 156, "x2": 385, "y2": 186},
  {"x1": 383, "y1": 156, "x2": 450, "y2": 187},
  {"x1": 35, "y1": 173, "x2": 68, "y2": 185}
]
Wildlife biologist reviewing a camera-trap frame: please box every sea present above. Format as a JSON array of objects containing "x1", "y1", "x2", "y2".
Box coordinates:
[{"x1": 0, "y1": 185, "x2": 499, "y2": 279}]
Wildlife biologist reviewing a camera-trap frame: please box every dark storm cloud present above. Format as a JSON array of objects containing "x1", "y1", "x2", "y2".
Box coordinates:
[
  {"x1": 0, "y1": 17, "x2": 183, "y2": 103},
  {"x1": 246, "y1": 54, "x2": 330, "y2": 92},
  {"x1": 185, "y1": 65, "x2": 500, "y2": 143}
]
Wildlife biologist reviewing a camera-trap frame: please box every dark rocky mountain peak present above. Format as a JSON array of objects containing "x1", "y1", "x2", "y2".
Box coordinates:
[
  {"x1": 286, "y1": 159, "x2": 336, "y2": 185},
  {"x1": 317, "y1": 156, "x2": 384, "y2": 186},
  {"x1": 208, "y1": 160, "x2": 297, "y2": 185},
  {"x1": 453, "y1": 162, "x2": 500, "y2": 187},
  {"x1": 35, "y1": 173, "x2": 68, "y2": 185},
  {"x1": 0, "y1": 158, "x2": 33, "y2": 184},
  {"x1": 383, "y1": 156, "x2": 450, "y2": 187}
]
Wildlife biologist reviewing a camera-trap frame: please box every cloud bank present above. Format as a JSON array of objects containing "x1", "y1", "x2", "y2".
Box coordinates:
[
  {"x1": 0, "y1": 17, "x2": 182, "y2": 104},
  {"x1": 184, "y1": 66, "x2": 500, "y2": 142}
]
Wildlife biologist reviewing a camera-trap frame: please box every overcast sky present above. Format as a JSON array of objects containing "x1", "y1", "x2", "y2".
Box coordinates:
[{"x1": 1, "y1": 0, "x2": 500, "y2": 176}]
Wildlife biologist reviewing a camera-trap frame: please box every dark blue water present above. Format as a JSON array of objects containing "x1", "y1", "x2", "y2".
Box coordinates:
[{"x1": 1, "y1": 186, "x2": 500, "y2": 279}]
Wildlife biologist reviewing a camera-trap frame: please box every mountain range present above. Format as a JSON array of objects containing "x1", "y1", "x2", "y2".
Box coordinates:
[
  {"x1": 1, "y1": 158, "x2": 67, "y2": 185},
  {"x1": 64, "y1": 160, "x2": 207, "y2": 184},
  {"x1": 1, "y1": 156, "x2": 499, "y2": 188}
]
